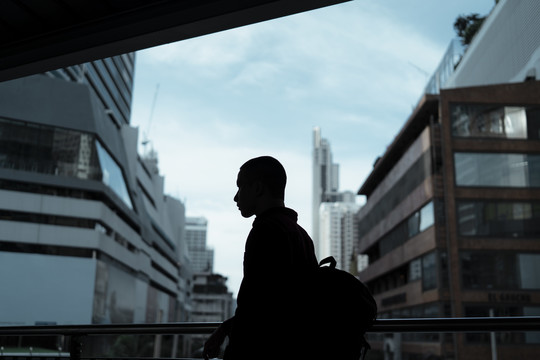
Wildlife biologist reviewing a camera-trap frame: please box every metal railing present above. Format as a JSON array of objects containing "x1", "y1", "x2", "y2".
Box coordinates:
[{"x1": 1, "y1": 316, "x2": 539, "y2": 359}]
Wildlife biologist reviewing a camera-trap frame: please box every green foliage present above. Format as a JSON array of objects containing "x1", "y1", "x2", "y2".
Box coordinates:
[{"x1": 454, "y1": 13, "x2": 486, "y2": 46}]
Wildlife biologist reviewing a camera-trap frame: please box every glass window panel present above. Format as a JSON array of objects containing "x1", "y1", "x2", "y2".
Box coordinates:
[
  {"x1": 454, "y1": 152, "x2": 540, "y2": 188},
  {"x1": 409, "y1": 258, "x2": 422, "y2": 282},
  {"x1": 419, "y1": 201, "x2": 434, "y2": 232},
  {"x1": 457, "y1": 201, "x2": 540, "y2": 238},
  {"x1": 451, "y1": 104, "x2": 532, "y2": 139},
  {"x1": 95, "y1": 141, "x2": 133, "y2": 209},
  {"x1": 519, "y1": 254, "x2": 540, "y2": 289},
  {"x1": 422, "y1": 252, "x2": 437, "y2": 291},
  {"x1": 461, "y1": 252, "x2": 518, "y2": 290},
  {"x1": 407, "y1": 212, "x2": 420, "y2": 238},
  {"x1": 0, "y1": 118, "x2": 102, "y2": 179}
]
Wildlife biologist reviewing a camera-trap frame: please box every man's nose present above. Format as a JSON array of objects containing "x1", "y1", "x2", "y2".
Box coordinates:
[{"x1": 233, "y1": 192, "x2": 238, "y2": 202}]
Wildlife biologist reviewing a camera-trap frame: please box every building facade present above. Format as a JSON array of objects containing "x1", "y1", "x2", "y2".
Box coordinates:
[
  {"x1": 186, "y1": 217, "x2": 214, "y2": 273},
  {"x1": 191, "y1": 273, "x2": 234, "y2": 323},
  {"x1": 319, "y1": 192, "x2": 360, "y2": 272},
  {"x1": 356, "y1": 81, "x2": 540, "y2": 360},
  {"x1": 45, "y1": 54, "x2": 135, "y2": 126},
  {"x1": 188, "y1": 273, "x2": 234, "y2": 357},
  {"x1": 355, "y1": 2, "x2": 540, "y2": 359},
  {"x1": 0, "y1": 55, "x2": 193, "y2": 329}
]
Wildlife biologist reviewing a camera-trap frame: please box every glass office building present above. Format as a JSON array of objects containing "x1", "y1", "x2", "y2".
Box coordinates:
[{"x1": 0, "y1": 55, "x2": 192, "y2": 337}]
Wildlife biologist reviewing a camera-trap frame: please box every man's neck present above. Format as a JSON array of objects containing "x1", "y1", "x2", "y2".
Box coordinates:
[{"x1": 254, "y1": 199, "x2": 285, "y2": 217}]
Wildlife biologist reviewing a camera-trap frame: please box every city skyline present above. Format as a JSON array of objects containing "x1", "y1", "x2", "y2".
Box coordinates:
[
  {"x1": 312, "y1": 126, "x2": 342, "y2": 257},
  {"x1": 130, "y1": 0, "x2": 495, "y2": 295},
  {"x1": 5, "y1": 0, "x2": 540, "y2": 358}
]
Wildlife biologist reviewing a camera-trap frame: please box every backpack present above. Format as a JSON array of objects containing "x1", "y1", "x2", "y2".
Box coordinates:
[{"x1": 313, "y1": 256, "x2": 377, "y2": 360}]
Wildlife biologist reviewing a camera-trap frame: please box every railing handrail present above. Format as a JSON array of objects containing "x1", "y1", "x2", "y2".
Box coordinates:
[{"x1": 1, "y1": 316, "x2": 539, "y2": 336}]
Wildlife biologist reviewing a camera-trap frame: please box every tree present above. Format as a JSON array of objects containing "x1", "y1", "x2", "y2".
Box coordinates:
[{"x1": 454, "y1": 13, "x2": 486, "y2": 46}]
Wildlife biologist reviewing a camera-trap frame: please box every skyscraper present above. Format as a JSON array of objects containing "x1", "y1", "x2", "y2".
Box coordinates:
[
  {"x1": 319, "y1": 192, "x2": 360, "y2": 272},
  {"x1": 312, "y1": 127, "x2": 341, "y2": 256}
]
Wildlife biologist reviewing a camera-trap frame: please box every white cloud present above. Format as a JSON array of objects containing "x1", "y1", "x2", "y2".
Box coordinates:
[
  {"x1": 231, "y1": 61, "x2": 281, "y2": 87},
  {"x1": 130, "y1": 0, "x2": 457, "y2": 297}
]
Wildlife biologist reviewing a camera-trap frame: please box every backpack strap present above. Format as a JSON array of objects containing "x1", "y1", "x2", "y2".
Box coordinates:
[
  {"x1": 319, "y1": 256, "x2": 337, "y2": 269},
  {"x1": 359, "y1": 335, "x2": 371, "y2": 360}
]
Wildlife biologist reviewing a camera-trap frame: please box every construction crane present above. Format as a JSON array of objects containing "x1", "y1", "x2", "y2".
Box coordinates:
[{"x1": 142, "y1": 83, "x2": 160, "y2": 153}]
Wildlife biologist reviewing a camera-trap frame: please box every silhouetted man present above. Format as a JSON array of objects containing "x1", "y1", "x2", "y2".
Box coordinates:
[{"x1": 203, "y1": 156, "x2": 318, "y2": 360}]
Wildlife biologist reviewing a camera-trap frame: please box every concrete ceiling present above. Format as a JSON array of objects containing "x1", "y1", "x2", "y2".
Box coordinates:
[{"x1": 0, "y1": 0, "x2": 350, "y2": 82}]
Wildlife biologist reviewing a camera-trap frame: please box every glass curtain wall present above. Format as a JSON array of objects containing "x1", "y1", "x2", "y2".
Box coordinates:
[{"x1": 0, "y1": 117, "x2": 132, "y2": 209}]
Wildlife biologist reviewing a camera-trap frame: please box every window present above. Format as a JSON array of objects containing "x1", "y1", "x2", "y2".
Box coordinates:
[
  {"x1": 451, "y1": 103, "x2": 540, "y2": 140},
  {"x1": 457, "y1": 201, "x2": 540, "y2": 238},
  {"x1": 95, "y1": 141, "x2": 133, "y2": 209},
  {"x1": 519, "y1": 254, "x2": 540, "y2": 289},
  {"x1": 409, "y1": 258, "x2": 422, "y2": 282},
  {"x1": 369, "y1": 201, "x2": 436, "y2": 263},
  {"x1": 461, "y1": 251, "x2": 540, "y2": 290},
  {"x1": 408, "y1": 202, "x2": 434, "y2": 238},
  {"x1": 461, "y1": 252, "x2": 516, "y2": 290},
  {"x1": 0, "y1": 118, "x2": 133, "y2": 209},
  {"x1": 454, "y1": 152, "x2": 540, "y2": 188},
  {"x1": 419, "y1": 201, "x2": 434, "y2": 232},
  {"x1": 0, "y1": 118, "x2": 102, "y2": 178},
  {"x1": 422, "y1": 252, "x2": 437, "y2": 291},
  {"x1": 407, "y1": 212, "x2": 420, "y2": 238}
]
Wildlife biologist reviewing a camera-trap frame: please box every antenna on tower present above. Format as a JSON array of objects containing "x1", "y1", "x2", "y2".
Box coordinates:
[{"x1": 142, "y1": 83, "x2": 160, "y2": 154}]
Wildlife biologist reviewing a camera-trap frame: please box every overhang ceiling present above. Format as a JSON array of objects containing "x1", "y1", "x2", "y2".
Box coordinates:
[{"x1": 0, "y1": 0, "x2": 350, "y2": 82}]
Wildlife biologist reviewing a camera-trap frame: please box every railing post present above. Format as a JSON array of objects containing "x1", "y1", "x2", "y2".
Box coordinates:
[{"x1": 70, "y1": 335, "x2": 83, "y2": 360}]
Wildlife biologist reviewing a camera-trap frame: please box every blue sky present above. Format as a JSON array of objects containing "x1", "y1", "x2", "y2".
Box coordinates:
[{"x1": 130, "y1": 0, "x2": 496, "y2": 295}]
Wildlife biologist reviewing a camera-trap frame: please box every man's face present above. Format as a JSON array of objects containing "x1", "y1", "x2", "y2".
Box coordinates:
[{"x1": 234, "y1": 170, "x2": 258, "y2": 218}]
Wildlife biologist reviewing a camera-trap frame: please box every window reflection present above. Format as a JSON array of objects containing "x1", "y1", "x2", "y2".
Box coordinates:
[
  {"x1": 95, "y1": 141, "x2": 133, "y2": 209},
  {"x1": 0, "y1": 117, "x2": 132, "y2": 209},
  {"x1": 0, "y1": 118, "x2": 101, "y2": 179},
  {"x1": 368, "y1": 201, "x2": 435, "y2": 262},
  {"x1": 454, "y1": 152, "x2": 540, "y2": 188},
  {"x1": 457, "y1": 201, "x2": 540, "y2": 238},
  {"x1": 451, "y1": 103, "x2": 540, "y2": 140},
  {"x1": 461, "y1": 251, "x2": 540, "y2": 290}
]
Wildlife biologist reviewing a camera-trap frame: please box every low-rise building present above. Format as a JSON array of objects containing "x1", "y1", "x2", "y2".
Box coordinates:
[{"x1": 357, "y1": 81, "x2": 540, "y2": 360}]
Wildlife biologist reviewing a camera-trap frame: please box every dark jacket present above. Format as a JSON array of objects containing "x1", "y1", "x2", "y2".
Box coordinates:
[{"x1": 224, "y1": 207, "x2": 318, "y2": 360}]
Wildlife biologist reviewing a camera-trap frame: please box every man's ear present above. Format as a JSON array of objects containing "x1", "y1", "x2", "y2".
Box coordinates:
[{"x1": 253, "y1": 180, "x2": 266, "y2": 197}]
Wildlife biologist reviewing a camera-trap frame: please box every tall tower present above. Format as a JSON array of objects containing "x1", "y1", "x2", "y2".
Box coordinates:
[
  {"x1": 319, "y1": 195, "x2": 360, "y2": 271},
  {"x1": 312, "y1": 127, "x2": 340, "y2": 257}
]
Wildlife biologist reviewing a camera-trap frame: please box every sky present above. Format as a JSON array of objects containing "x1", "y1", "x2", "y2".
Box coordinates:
[{"x1": 130, "y1": 0, "x2": 496, "y2": 296}]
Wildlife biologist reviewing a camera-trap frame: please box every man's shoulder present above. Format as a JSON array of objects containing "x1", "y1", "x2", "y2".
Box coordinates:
[
  {"x1": 252, "y1": 211, "x2": 296, "y2": 237},
  {"x1": 254, "y1": 207, "x2": 297, "y2": 226}
]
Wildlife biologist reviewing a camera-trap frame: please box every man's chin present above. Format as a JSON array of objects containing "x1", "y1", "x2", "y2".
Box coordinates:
[{"x1": 239, "y1": 209, "x2": 254, "y2": 218}]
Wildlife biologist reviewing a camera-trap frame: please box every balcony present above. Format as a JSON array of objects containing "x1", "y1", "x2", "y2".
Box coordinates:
[{"x1": 1, "y1": 316, "x2": 539, "y2": 359}]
